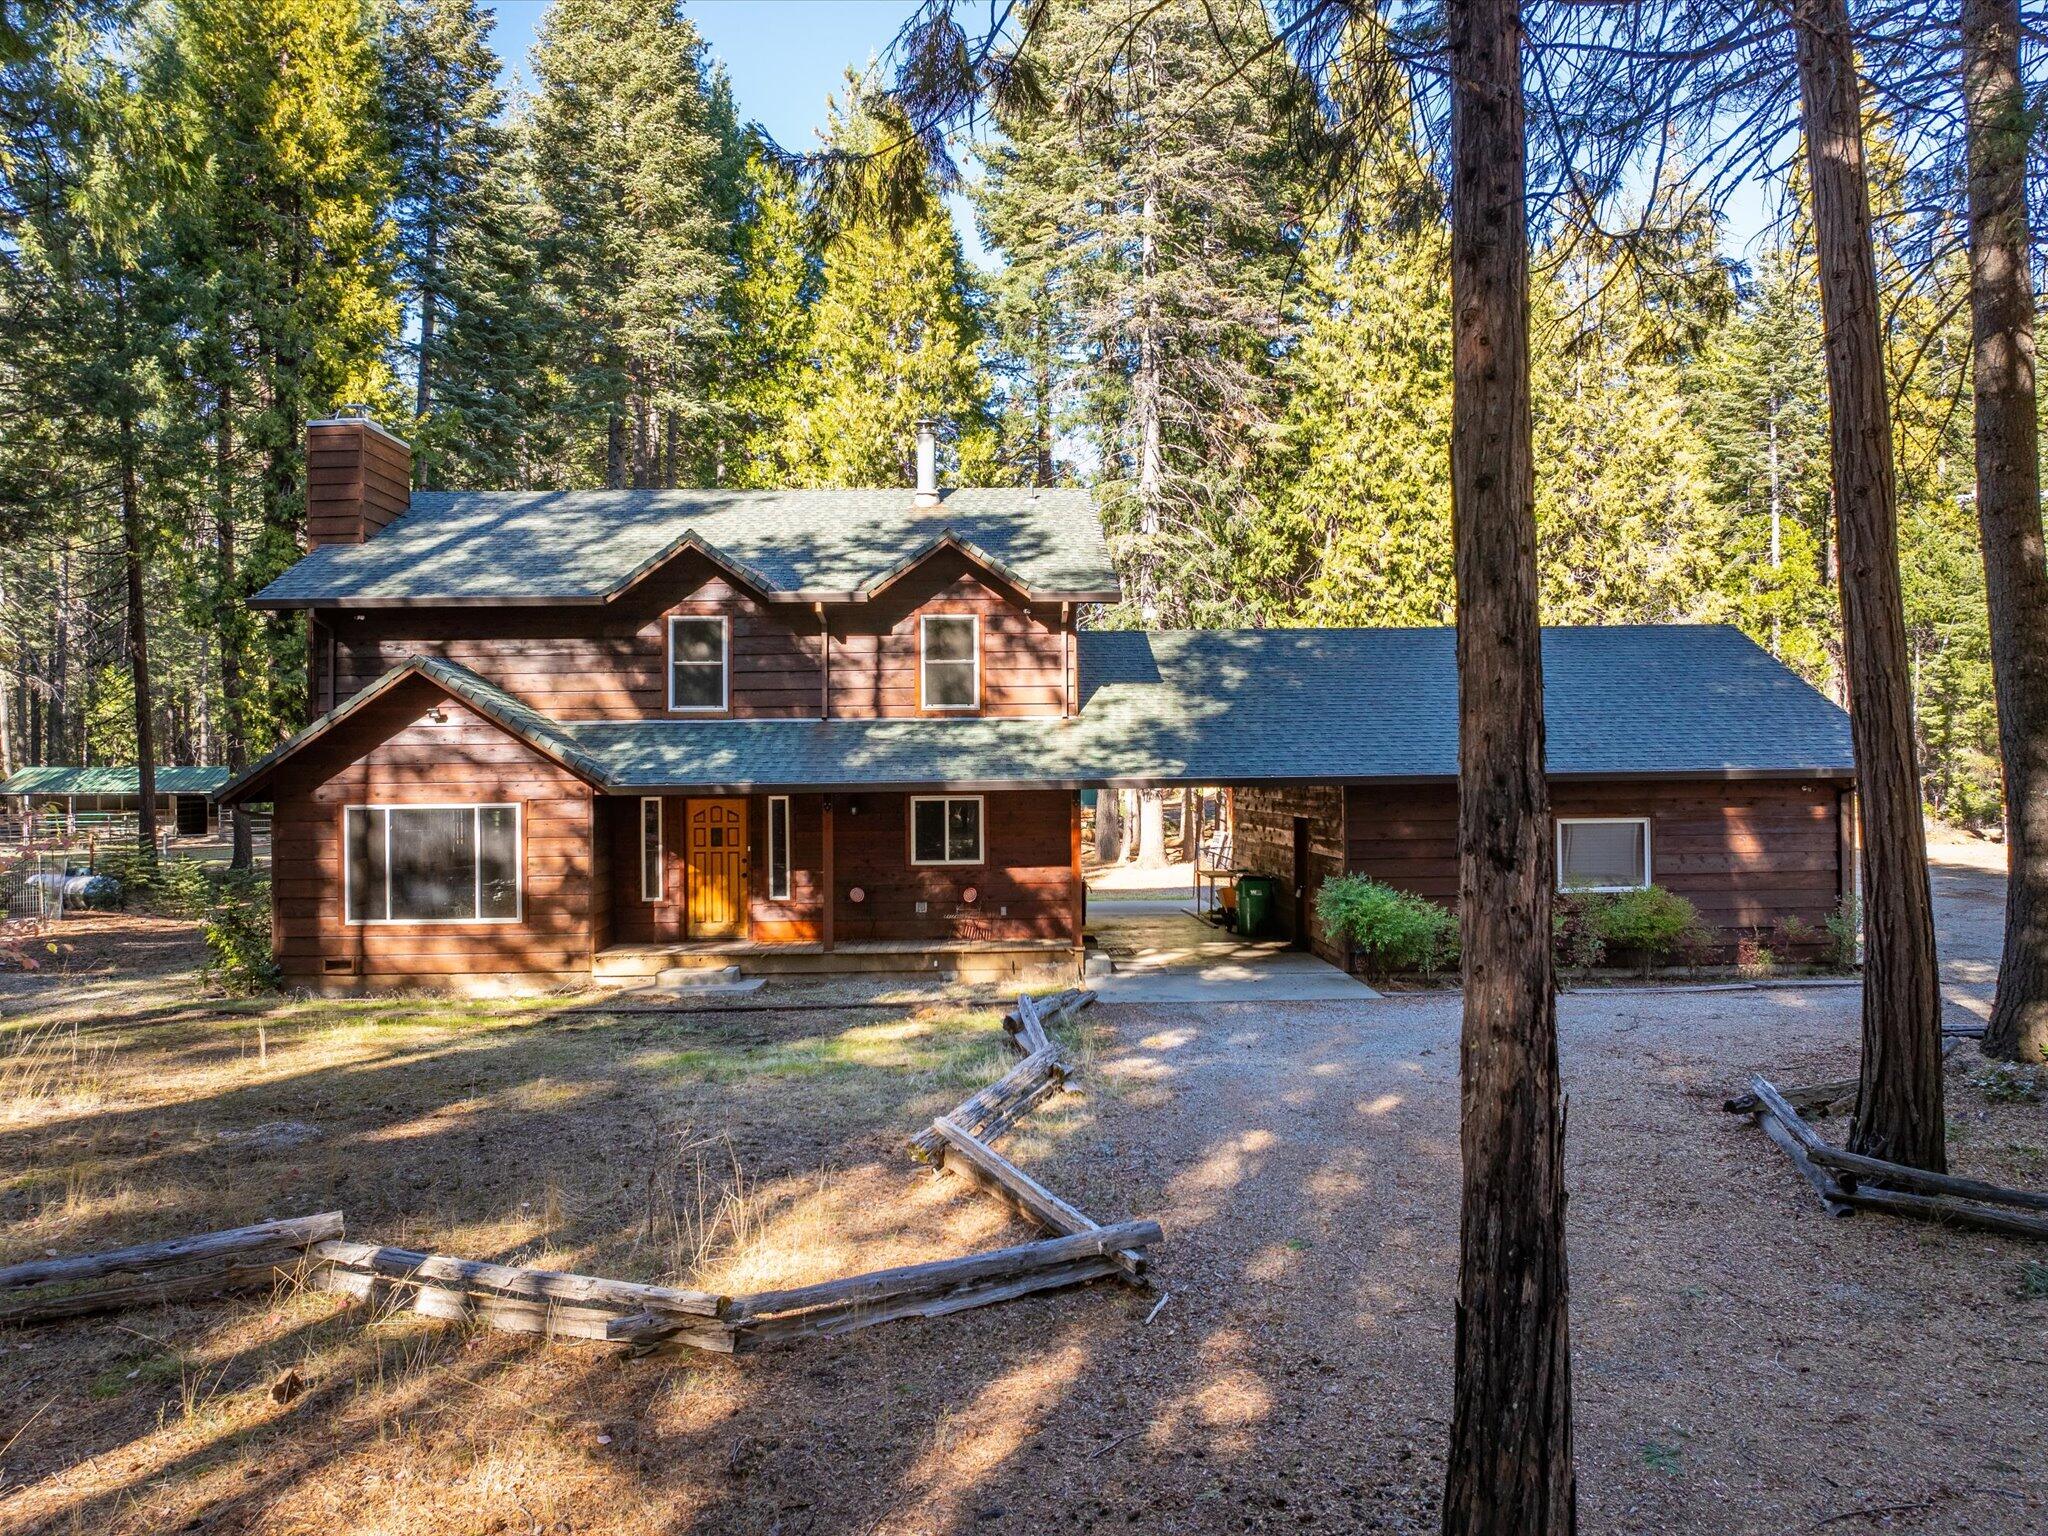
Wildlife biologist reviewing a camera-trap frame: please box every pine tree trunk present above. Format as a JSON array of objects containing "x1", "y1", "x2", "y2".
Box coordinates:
[
  {"x1": 119, "y1": 399, "x2": 157, "y2": 858},
  {"x1": 1963, "y1": 0, "x2": 2048, "y2": 1065},
  {"x1": 1440, "y1": 2, "x2": 1575, "y2": 1531},
  {"x1": 1094, "y1": 788, "x2": 1123, "y2": 863},
  {"x1": 1794, "y1": 0, "x2": 1947, "y2": 1167},
  {"x1": 0, "y1": 568, "x2": 13, "y2": 782},
  {"x1": 1136, "y1": 789, "x2": 1167, "y2": 868},
  {"x1": 216, "y1": 388, "x2": 252, "y2": 870}
]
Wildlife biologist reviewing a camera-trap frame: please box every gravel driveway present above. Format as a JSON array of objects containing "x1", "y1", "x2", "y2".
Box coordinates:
[{"x1": 896, "y1": 848, "x2": 2044, "y2": 1536}]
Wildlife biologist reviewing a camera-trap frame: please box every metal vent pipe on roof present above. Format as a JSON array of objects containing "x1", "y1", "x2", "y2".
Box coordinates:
[{"x1": 914, "y1": 418, "x2": 939, "y2": 507}]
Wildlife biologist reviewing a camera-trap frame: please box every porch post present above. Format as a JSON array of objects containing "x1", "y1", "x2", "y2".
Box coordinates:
[{"x1": 821, "y1": 793, "x2": 835, "y2": 952}]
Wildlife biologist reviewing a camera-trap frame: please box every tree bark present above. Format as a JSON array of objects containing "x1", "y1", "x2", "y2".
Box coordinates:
[
  {"x1": 1962, "y1": 0, "x2": 2048, "y2": 1065},
  {"x1": 1440, "y1": 3, "x2": 1575, "y2": 1532},
  {"x1": 1093, "y1": 787, "x2": 1123, "y2": 863},
  {"x1": 119, "y1": 395, "x2": 157, "y2": 858},
  {"x1": 1794, "y1": 0, "x2": 1947, "y2": 1168},
  {"x1": 215, "y1": 384, "x2": 253, "y2": 870},
  {"x1": 1135, "y1": 789, "x2": 1168, "y2": 868}
]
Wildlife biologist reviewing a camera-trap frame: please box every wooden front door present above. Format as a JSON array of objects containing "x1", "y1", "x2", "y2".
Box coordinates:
[{"x1": 685, "y1": 798, "x2": 748, "y2": 938}]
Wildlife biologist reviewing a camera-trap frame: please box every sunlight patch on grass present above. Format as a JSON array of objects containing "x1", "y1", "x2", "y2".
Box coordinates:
[{"x1": 645, "y1": 1010, "x2": 1005, "y2": 1088}]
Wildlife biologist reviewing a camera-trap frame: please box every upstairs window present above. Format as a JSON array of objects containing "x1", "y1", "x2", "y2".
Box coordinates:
[
  {"x1": 910, "y1": 795, "x2": 984, "y2": 865},
  {"x1": 668, "y1": 615, "x2": 729, "y2": 712},
  {"x1": 345, "y1": 804, "x2": 520, "y2": 923},
  {"x1": 1557, "y1": 817, "x2": 1651, "y2": 892},
  {"x1": 920, "y1": 614, "x2": 979, "y2": 711}
]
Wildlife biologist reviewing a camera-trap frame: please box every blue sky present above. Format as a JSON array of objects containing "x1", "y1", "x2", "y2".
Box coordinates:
[
  {"x1": 478, "y1": 1, "x2": 1776, "y2": 264},
  {"x1": 478, "y1": 1, "x2": 993, "y2": 258}
]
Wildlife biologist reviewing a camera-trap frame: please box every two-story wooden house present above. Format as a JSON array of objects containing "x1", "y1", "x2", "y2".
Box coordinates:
[{"x1": 221, "y1": 416, "x2": 1860, "y2": 993}]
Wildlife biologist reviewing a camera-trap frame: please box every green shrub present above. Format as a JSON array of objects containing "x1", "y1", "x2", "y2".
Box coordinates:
[
  {"x1": 96, "y1": 850, "x2": 212, "y2": 918},
  {"x1": 1552, "y1": 894, "x2": 1608, "y2": 971},
  {"x1": 1575, "y1": 885, "x2": 1708, "y2": 976},
  {"x1": 1316, "y1": 875, "x2": 1459, "y2": 979},
  {"x1": 199, "y1": 871, "x2": 279, "y2": 995},
  {"x1": 1823, "y1": 896, "x2": 1861, "y2": 971}
]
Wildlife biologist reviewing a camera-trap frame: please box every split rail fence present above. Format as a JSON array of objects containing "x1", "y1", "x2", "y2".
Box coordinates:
[
  {"x1": 1, "y1": 988, "x2": 1159, "y2": 1355},
  {"x1": 1729, "y1": 1066, "x2": 2048, "y2": 1241}
]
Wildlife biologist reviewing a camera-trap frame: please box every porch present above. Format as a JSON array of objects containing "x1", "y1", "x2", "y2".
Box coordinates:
[{"x1": 592, "y1": 935, "x2": 1083, "y2": 985}]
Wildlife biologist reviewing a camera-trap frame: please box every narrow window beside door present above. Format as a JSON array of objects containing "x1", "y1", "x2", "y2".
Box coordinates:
[
  {"x1": 668, "y1": 615, "x2": 729, "y2": 712},
  {"x1": 919, "y1": 614, "x2": 979, "y2": 711},
  {"x1": 640, "y1": 797, "x2": 663, "y2": 902},
  {"x1": 910, "y1": 795, "x2": 983, "y2": 865},
  {"x1": 767, "y1": 795, "x2": 792, "y2": 900},
  {"x1": 344, "y1": 804, "x2": 521, "y2": 923}
]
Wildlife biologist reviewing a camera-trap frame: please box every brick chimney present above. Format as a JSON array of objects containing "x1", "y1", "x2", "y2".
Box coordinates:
[{"x1": 306, "y1": 414, "x2": 412, "y2": 548}]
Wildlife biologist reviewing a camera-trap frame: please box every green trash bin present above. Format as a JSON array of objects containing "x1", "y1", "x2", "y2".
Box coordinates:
[{"x1": 1235, "y1": 873, "x2": 1279, "y2": 938}]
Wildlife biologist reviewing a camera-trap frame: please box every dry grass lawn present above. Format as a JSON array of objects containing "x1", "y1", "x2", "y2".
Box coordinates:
[{"x1": 3, "y1": 902, "x2": 2047, "y2": 1535}]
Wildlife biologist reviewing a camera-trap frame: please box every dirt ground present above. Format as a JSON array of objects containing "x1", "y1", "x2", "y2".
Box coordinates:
[{"x1": 2, "y1": 851, "x2": 2045, "y2": 1535}]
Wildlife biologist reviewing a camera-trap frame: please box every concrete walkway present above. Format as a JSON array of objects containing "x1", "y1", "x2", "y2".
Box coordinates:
[{"x1": 1084, "y1": 903, "x2": 1380, "y2": 1003}]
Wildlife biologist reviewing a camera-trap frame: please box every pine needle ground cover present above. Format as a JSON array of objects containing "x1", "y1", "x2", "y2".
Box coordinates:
[{"x1": 3, "y1": 898, "x2": 2045, "y2": 1535}]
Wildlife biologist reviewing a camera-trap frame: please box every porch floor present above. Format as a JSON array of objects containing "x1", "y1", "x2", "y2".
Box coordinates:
[{"x1": 593, "y1": 937, "x2": 1082, "y2": 984}]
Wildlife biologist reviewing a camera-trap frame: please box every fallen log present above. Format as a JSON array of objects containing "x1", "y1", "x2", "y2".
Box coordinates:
[
  {"x1": 1001, "y1": 988, "x2": 1096, "y2": 1054},
  {"x1": 1723, "y1": 1077, "x2": 1858, "y2": 1118},
  {"x1": 729, "y1": 1256, "x2": 1124, "y2": 1351},
  {"x1": 313, "y1": 1266, "x2": 738, "y2": 1351},
  {"x1": 1740, "y1": 1080, "x2": 2048, "y2": 1216},
  {"x1": 0, "y1": 1252, "x2": 319, "y2": 1326},
  {"x1": 0, "y1": 1212, "x2": 343, "y2": 1291},
  {"x1": 1833, "y1": 1183, "x2": 2048, "y2": 1242},
  {"x1": 308, "y1": 1239, "x2": 729, "y2": 1317},
  {"x1": 1753, "y1": 1100, "x2": 1852, "y2": 1218},
  {"x1": 725, "y1": 1221, "x2": 1162, "y2": 1324},
  {"x1": 930, "y1": 1117, "x2": 1146, "y2": 1280},
  {"x1": 907, "y1": 1044, "x2": 1068, "y2": 1163}
]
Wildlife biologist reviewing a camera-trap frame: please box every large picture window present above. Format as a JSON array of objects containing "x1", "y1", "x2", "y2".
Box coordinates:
[
  {"x1": 919, "y1": 614, "x2": 979, "y2": 711},
  {"x1": 345, "y1": 804, "x2": 520, "y2": 924},
  {"x1": 767, "y1": 795, "x2": 792, "y2": 900},
  {"x1": 1556, "y1": 817, "x2": 1651, "y2": 892},
  {"x1": 910, "y1": 795, "x2": 983, "y2": 866},
  {"x1": 640, "y1": 797, "x2": 663, "y2": 903},
  {"x1": 668, "y1": 615, "x2": 729, "y2": 712}
]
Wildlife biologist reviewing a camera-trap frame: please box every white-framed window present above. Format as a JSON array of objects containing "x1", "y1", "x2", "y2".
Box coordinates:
[
  {"x1": 668, "y1": 614, "x2": 729, "y2": 712},
  {"x1": 1556, "y1": 817, "x2": 1651, "y2": 892},
  {"x1": 640, "y1": 797, "x2": 663, "y2": 903},
  {"x1": 919, "y1": 613, "x2": 980, "y2": 711},
  {"x1": 910, "y1": 795, "x2": 984, "y2": 865},
  {"x1": 767, "y1": 794, "x2": 792, "y2": 901},
  {"x1": 344, "y1": 803, "x2": 521, "y2": 924}
]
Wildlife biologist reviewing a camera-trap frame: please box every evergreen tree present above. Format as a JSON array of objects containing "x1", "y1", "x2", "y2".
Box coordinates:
[
  {"x1": 1251, "y1": 161, "x2": 1455, "y2": 625},
  {"x1": 379, "y1": 0, "x2": 505, "y2": 484},
  {"x1": 716, "y1": 143, "x2": 820, "y2": 488},
  {"x1": 150, "y1": 0, "x2": 398, "y2": 856},
  {"x1": 1685, "y1": 252, "x2": 1837, "y2": 678},
  {"x1": 528, "y1": 0, "x2": 741, "y2": 488},
  {"x1": 779, "y1": 83, "x2": 999, "y2": 488},
  {"x1": 976, "y1": 0, "x2": 1308, "y2": 625}
]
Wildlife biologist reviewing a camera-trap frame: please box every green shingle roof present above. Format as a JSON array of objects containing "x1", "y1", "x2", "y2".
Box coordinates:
[
  {"x1": 254, "y1": 488, "x2": 1119, "y2": 607},
  {"x1": 221, "y1": 625, "x2": 1854, "y2": 802},
  {"x1": 1, "y1": 766, "x2": 231, "y2": 796},
  {"x1": 563, "y1": 625, "x2": 1855, "y2": 789}
]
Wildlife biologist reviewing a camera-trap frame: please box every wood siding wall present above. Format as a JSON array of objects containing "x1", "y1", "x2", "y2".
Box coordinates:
[
  {"x1": 602, "y1": 790, "x2": 1079, "y2": 947},
  {"x1": 269, "y1": 676, "x2": 595, "y2": 992},
  {"x1": 314, "y1": 548, "x2": 1076, "y2": 722},
  {"x1": 1339, "y1": 778, "x2": 1847, "y2": 958},
  {"x1": 1230, "y1": 784, "x2": 1348, "y2": 965},
  {"x1": 306, "y1": 422, "x2": 411, "y2": 548}
]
